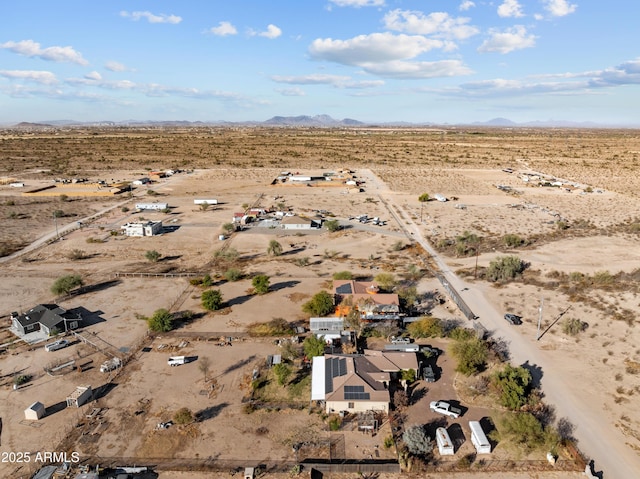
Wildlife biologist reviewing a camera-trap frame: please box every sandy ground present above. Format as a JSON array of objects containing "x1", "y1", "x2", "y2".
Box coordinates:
[{"x1": 0, "y1": 165, "x2": 638, "y2": 478}]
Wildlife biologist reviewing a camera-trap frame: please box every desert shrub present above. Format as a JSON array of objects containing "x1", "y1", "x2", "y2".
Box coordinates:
[
  {"x1": 397, "y1": 285, "x2": 418, "y2": 312},
  {"x1": 145, "y1": 250, "x2": 161, "y2": 262},
  {"x1": 273, "y1": 363, "x2": 291, "y2": 386},
  {"x1": 374, "y1": 273, "x2": 396, "y2": 291},
  {"x1": 173, "y1": 407, "x2": 193, "y2": 425},
  {"x1": 492, "y1": 412, "x2": 558, "y2": 453},
  {"x1": 329, "y1": 416, "x2": 342, "y2": 431},
  {"x1": 569, "y1": 271, "x2": 585, "y2": 282},
  {"x1": 407, "y1": 317, "x2": 444, "y2": 338},
  {"x1": 222, "y1": 223, "x2": 235, "y2": 234},
  {"x1": 491, "y1": 364, "x2": 533, "y2": 410},
  {"x1": 247, "y1": 317, "x2": 294, "y2": 337},
  {"x1": 503, "y1": 233, "x2": 524, "y2": 248},
  {"x1": 333, "y1": 271, "x2": 353, "y2": 280},
  {"x1": 201, "y1": 289, "x2": 223, "y2": 311},
  {"x1": 486, "y1": 255, "x2": 526, "y2": 282},
  {"x1": 393, "y1": 389, "x2": 409, "y2": 409},
  {"x1": 67, "y1": 249, "x2": 86, "y2": 260},
  {"x1": 562, "y1": 318, "x2": 588, "y2": 336},
  {"x1": 51, "y1": 274, "x2": 83, "y2": 296},
  {"x1": 556, "y1": 220, "x2": 569, "y2": 230},
  {"x1": 302, "y1": 290, "x2": 334, "y2": 317},
  {"x1": 324, "y1": 219, "x2": 341, "y2": 232},
  {"x1": 418, "y1": 193, "x2": 430, "y2": 202},
  {"x1": 252, "y1": 274, "x2": 270, "y2": 294},
  {"x1": 53, "y1": 209, "x2": 65, "y2": 218},
  {"x1": 224, "y1": 268, "x2": 242, "y2": 281},
  {"x1": 391, "y1": 241, "x2": 405, "y2": 252},
  {"x1": 86, "y1": 237, "x2": 104, "y2": 244},
  {"x1": 214, "y1": 247, "x2": 239, "y2": 261},
  {"x1": 267, "y1": 239, "x2": 283, "y2": 256},
  {"x1": 448, "y1": 327, "x2": 475, "y2": 341},
  {"x1": 592, "y1": 270, "x2": 614, "y2": 286},
  {"x1": 455, "y1": 231, "x2": 480, "y2": 257},
  {"x1": 14, "y1": 374, "x2": 31, "y2": 386},
  {"x1": 121, "y1": 206, "x2": 129, "y2": 213},
  {"x1": 147, "y1": 308, "x2": 174, "y2": 332},
  {"x1": 295, "y1": 256, "x2": 310, "y2": 267},
  {"x1": 201, "y1": 274, "x2": 213, "y2": 287},
  {"x1": 402, "y1": 425, "x2": 432, "y2": 456},
  {"x1": 451, "y1": 338, "x2": 488, "y2": 376},
  {"x1": 383, "y1": 435, "x2": 395, "y2": 449}
]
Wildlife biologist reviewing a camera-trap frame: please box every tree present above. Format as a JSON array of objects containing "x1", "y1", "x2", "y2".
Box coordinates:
[
  {"x1": 407, "y1": 316, "x2": 444, "y2": 338},
  {"x1": 486, "y1": 255, "x2": 526, "y2": 282},
  {"x1": 147, "y1": 308, "x2": 173, "y2": 332},
  {"x1": 145, "y1": 250, "x2": 161, "y2": 262},
  {"x1": 492, "y1": 364, "x2": 532, "y2": 410},
  {"x1": 273, "y1": 363, "x2": 291, "y2": 386},
  {"x1": 202, "y1": 289, "x2": 223, "y2": 311},
  {"x1": 173, "y1": 407, "x2": 193, "y2": 425},
  {"x1": 252, "y1": 274, "x2": 270, "y2": 294},
  {"x1": 394, "y1": 389, "x2": 409, "y2": 409},
  {"x1": 493, "y1": 412, "x2": 552, "y2": 453},
  {"x1": 198, "y1": 356, "x2": 212, "y2": 381},
  {"x1": 51, "y1": 274, "x2": 83, "y2": 296},
  {"x1": 324, "y1": 219, "x2": 341, "y2": 232},
  {"x1": 455, "y1": 230, "x2": 480, "y2": 257},
  {"x1": 397, "y1": 286, "x2": 418, "y2": 313},
  {"x1": 303, "y1": 335, "x2": 326, "y2": 358},
  {"x1": 418, "y1": 193, "x2": 430, "y2": 203},
  {"x1": 224, "y1": 268, "x2": 242, "y2": 281},
  {"x1": 222, "y1": 223, "x2": 235, "y2": 234},
  {"x1": 451, "y1": 338, "x2": 488, "y2": 376},
  {"x1": 302, "y1": 290, "x2": 335, "y2": 317},
  {"x1": 332, "y1": 271, "x2": 352, "y2": 280},
  {"x1": 267, "y1": 239, "x2": 283, "y2": 256},
  {"x1": 374, "y1": 273, "x2": 396, "y2": 292},
  {"x1": 53, "y1": 209, "x2": 65, "y2": 218},
  {"x1": 402, "y1": 425, "x2": 432, "y2": 456},
  {"x1": 199, "y1": 202, "x2": 210, "y2": 211}
]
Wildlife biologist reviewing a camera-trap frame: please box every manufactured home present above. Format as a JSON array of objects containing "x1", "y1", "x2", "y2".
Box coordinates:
[
  {"x1": 194, "y1": 199, "x2": 218, "y2": 205},
  {"x1": 121, "y1": 221, "x2": 163, "y2": 237},
  {"x1": 436, "y1": 427, "x2": 454, "y2": 455},
  {"x1": 135, "y1": 202, "x2": 168, "y2": 211}
]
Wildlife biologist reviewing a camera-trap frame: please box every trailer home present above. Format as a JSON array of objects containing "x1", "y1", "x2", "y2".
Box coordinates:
[
  {"x1": 135, "y1": 202, "x2": 168, "y2": 211},
  {"x1": 436, "y1": 427, "x2": 454, "y2": 455}
]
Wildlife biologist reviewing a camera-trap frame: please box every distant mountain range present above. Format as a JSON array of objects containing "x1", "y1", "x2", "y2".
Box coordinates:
[{"x1": 4, "y1": 115, "x2": 635, "y2": 129}]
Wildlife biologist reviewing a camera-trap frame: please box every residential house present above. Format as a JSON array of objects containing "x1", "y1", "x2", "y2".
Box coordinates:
[
  {"x1": 311, "y1": 350, "x2": 418, "y2": 414},
  {"x1": 11, "y1": 304, "x2": 82, "y2": 336},
  {"x1": 281, "y1": 215, "x2": 322, "y2": 230},
  {"x1": 333, "y1": 280, "x2": 400, "y2": 320},
  {"x1": 309, "y1": 317, "x2": 350, "y2": 344},
  {"x1": 121, "y1": 221, "x2": 163, "y2": 237}
]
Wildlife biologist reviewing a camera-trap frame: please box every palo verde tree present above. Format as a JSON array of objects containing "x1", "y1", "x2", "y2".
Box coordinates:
[
  {"x1": 492, "y1": 364, "x2": 533, "y2": 410},
  {"x1": 324, "y1": 219, "x2": 341, "y2": 232},
  {"x1": 302, "y1": 290, "x2": 335, "y2": 317},
  {"x1": 147, "y1": 308, "x2": 174, "y2": 332},
  {"x1": 267, "y1": 239, "x2": 283, "y2": 256},
  {"x1": 303, "y1": 335, "x2": 326, "y2": 358},
  {"x1": 252, "y1": 274, "x2": 270, "y2": 294},
  {"x1": 145, "y1": 250, "x2": 162, "y2": 262},
  {"x1": 51, "y1": 274, "x2": 84, "y2": 296},
  {"x1": 202, "y1": 289, "x2": 223, "y2": 311}
]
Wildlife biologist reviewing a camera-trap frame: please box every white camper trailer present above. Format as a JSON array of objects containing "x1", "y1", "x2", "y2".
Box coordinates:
[
  {"x1": 436, "y1": 427, "x2": 454, "y2": 455},
  {"x1": 469, "y1": 421, "x2": 491, "y2": 454}
]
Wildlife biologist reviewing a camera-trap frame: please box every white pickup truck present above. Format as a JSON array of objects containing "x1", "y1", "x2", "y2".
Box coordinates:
[{"x1": 430, "y1": 400, "x2": 462, "y2": 419}]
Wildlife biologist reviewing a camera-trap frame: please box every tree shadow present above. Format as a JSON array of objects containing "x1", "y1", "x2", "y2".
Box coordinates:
[
  {"x1": 226, "y1": 294, "x2": 253, "y2": 307},
  {"x1": 557, "y1": 416, "x2": 577, "y2": 443},
  {"x1": 195, "y1": 402, "x2": 229, "y2": 422},
  {"x1": 520, "y1": 360, "x2": 544, "y2": 389},
  {"x1": 447, "y1": 423, "x2": 466, "y2": 452},
  {"x1": 222, "y1": 355, "x2": 257, "y2": 375},
  {"x1": 281, "y1": 247, "x2": 307, "y2": 256},
  {"x1": 73, "y1": 280, "x2": 121, "y2": 296},
  {"x1": 270, "y1": 280, "x2": 300, "y2": 292},
  {"x1": 160, "y1": 255, "x2": 182, "y2": 262},
  {"x1": 423, "y1": 417, "x2": 448, "y2": 440}
]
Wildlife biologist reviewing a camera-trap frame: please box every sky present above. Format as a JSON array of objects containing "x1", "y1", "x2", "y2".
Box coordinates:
[{"x1": 1, "y1": 0, "x2": 639, "y2": 125}]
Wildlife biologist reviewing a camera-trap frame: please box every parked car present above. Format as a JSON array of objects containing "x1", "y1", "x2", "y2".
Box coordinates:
[
  {"x1": 504, "y1": 313, "x2": 523, "y2": 325},
  {"x1": 45, "y1": 339, "x2": 69, "y2": 352},
  {"x1": 423, "y1": 365, "x2": 436, "y2": 383},
  {"x1": 430, "y1": 400, "x2": 462, "y2": 419}
]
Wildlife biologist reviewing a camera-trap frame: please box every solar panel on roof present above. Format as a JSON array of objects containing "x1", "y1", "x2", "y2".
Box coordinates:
[
  {"x1": 344, "y1": 391, "x2": 370, "y2": 400},
  {"x1": 336, "y1": 284, "x2": 353, "y2": 294},
  {"x1": 344, "y1": 385, "x2": 365, "y2": 393}
]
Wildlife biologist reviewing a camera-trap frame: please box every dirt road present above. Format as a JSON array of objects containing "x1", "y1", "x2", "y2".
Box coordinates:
[{"x1": 363, "y1": 169, "x2": 638, "y2": 478}]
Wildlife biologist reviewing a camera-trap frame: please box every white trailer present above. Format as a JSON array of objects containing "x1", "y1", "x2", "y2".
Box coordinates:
[
  {"x1": 168, "y1": 356, "x2": 186, "y2": 366},
  {"x1": 135, "y1": 202, "x2": 168, "y2": 211},
  {"x1": 469, "y1": 421, "x2": 491, "y2": 454},
  {"x1": 436, "y1": 427, "x2": 454, "y2": 455},
  {"x1": 194, "y1": 199, "x2": 218, "y2": 205},
  {"x1": 434, "y1": 193, "x2": 448, "y2": 202}
]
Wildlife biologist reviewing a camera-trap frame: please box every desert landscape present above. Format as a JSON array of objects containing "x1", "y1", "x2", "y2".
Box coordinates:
[{"x1": 0, "y1": 126, "x2": 638, "y2": 479}]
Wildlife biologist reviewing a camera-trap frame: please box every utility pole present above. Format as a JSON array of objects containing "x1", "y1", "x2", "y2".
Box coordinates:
[
  {"x1": 53, "y1": 212, "x2": 60, "y2": 240},
  {"x1": 536, "y1": 297, "x2": 544, "y2": 340}
]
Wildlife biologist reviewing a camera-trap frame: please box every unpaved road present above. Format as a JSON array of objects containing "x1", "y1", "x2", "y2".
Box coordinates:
[{"x1": 363, "y1": 168, "x2": 638, "y2": 478}]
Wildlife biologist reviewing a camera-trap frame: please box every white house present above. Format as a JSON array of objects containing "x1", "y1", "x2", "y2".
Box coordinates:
[
  {"x1": 194, "y1": 199, "x2": 218, "y2": 205},
  {"x1": 135, "y1": 202, "x2": 168, "y2": 211},
  {"x1": 132, "y1": 178, "x2": 151, "y2": 186},
  {"x1": 121, "y1": 221, "x2": 163, "y2": 237},
  {"x1": 281, "y1": 215, "x2": 322, "y2": 230}
]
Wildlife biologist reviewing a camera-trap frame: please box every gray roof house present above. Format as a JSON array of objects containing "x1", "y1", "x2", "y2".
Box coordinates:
[{"x1": 11, "y1": 304, "x2": 82, "y2": 336}]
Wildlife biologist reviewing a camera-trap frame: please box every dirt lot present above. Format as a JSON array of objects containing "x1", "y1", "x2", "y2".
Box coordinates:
[{"x1": 0, "y1": 127, "x2": 638, "y2": 478}]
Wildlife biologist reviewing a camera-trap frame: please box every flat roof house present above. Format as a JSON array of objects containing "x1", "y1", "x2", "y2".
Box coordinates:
[
  {"x1": 11, "y1": 304, "x2": 82, "y2": 336},
  {"x1": 121, "y1": 220, "x2": 163, "y2": 237}
]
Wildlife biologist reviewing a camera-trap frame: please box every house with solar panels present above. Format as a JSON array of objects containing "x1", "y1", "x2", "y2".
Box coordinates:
[
  {"x1": 333, "y1": 280, "x2": 400, "y2": 320},
  {"x1": 311, "y1": 350, "x2": 418, "y2": 414}
]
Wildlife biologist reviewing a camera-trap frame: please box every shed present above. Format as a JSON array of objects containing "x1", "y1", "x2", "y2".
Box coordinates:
[
  {"x1": 24, "y1": 401, "x2": 46, "y2": 420},
  {"x1": 244, "y1": 467, "x2": 255, "y2": 479},
  {"x1": 194, "y1": 199, "x2": 218, "y2": 205},
  {"x1": 66, "y1": 385, "x2": 92, "y2": 408}
]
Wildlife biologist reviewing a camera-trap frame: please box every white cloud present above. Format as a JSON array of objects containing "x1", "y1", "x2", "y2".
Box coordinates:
[
  {"x1": 0, "y1": 40, "x2": 88, "y2": 65},
  {"x1": 498, "y1": 0, "x2": 524, "y2": 18},
  {"x1": 0, "y1": 70, "x2": 57, "y2": 84},
  {"x1": 84, "y1": 71, "x2": 102, "y2": 81},
  {"x1": 310, "y1": 32, "x2": 445, "y2": 65},
  {"x1": 478, "y1": 25, "x2": 536, "y2": 54},
  {"x1": 120, "y1": 11, "x2": 182, "y2": 24},
  {"x1": 271, "y1": 73, "x2": 384, "y2": 88},
  {"x1": 259, "y1": 24, "x2": 282, "y2": 39},
  {"x1": 209, "y1": 21, "x2": 237, "y2": 36},
  {"x1": 459, "y1": 1, "x2": 475, "y2": 11},
  {"x1": 328, "y1": 0, "x2": 385, "y2": 7},
  {"x1": 275, "y1": 87, "x2": 306, "y2": 96},
  {"x1": 105, "y1": 61, "x2": 128, "y2": 72},
  {"x1": 543, "y1": 0, "x2": 577, "y2": 17},
  {"x1": 383, "y1": 9, "x2": 479, "y2": 40},
  {"x1": 360, "y1": 59, "x2": 473, "y2": 79}
]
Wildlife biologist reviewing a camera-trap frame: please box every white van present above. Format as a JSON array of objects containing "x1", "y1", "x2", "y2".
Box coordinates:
[
  {"x1": 468, "y1": 421, "x2": 491, "y2": 454},
  {"x1": 168, "y1": 356, "x2": 186, "y2": 366}
]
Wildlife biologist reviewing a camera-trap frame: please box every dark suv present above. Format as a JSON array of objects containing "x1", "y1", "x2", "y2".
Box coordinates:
[{"x1": 504, "y1": 313, "x2": 522, "y2": 325}]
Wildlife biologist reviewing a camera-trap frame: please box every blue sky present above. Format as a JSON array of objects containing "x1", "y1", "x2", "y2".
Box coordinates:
[{"x1": 1, "y1": 0, "x2": 638, "y2": 124}]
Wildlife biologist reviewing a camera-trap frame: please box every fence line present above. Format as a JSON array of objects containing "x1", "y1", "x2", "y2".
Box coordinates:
[{"x1": 114, "y1": 272, "x2": 200, "y2": 278}]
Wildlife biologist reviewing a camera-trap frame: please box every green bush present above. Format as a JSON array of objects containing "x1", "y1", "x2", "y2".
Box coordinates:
[
  {"x1": 324, "y1": 219, "x2": 341, "y2": 232},
  {"x1": 491, "y1": 364, "x2": 533, "y2": 410},
  {"x1": 202, "y1": 289, "x2": 223, "y2": 311},
  {"x1": 486, "y1": 255, "x2": 526, "y2": 282},
  {"x1": 402, "y1": 425, "x2": 432, "y2": 456},
  {"x1": 302, "y1": 290, "x2": 335, "y2": 317},
  {"x1": 224, "y1": 268, "x2": 243, "y2": 281},
  {"x1": 451, "y1": 338, "x2": 488, "y2": 376},
  {"x1": 51, "y1": 274, "x2": 83, "y2": 296},
  {"x1": 173, "y1": 407, "x2": 193, "y2": 425},
  {"x1": 147, "y1": 308, "x2": 173, "y2": 332},
  {"x1": 252, "y1": 274, "x2": 270, "y2": 295},
  {"x1": 448, "y1": 327, "x2": 475, "y2": 341},
  {"x1": 329, "y1": 416, "x2": 342, "y2": 431},
  {"x1": 503, "y1": 234, "x2": 524, "y2": 248},
  {"x1": 407, "y1": 317, "x2": 444, "y2": 338},
  {"x1": 145, "y1": 250, "x2": 161, "y2": 262},
  {"x1": 332, "y1": 271, "x2": 353, "y2": 280},
  {"x1": 303, "y1": 335, "x2": 326, "y2": 358},
  {"x1": 562, "y1": 318, "x2": 587, "y2": 336},
  {"x1": 273, "y1": 363, "x2": 291, "y2": 386}
]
